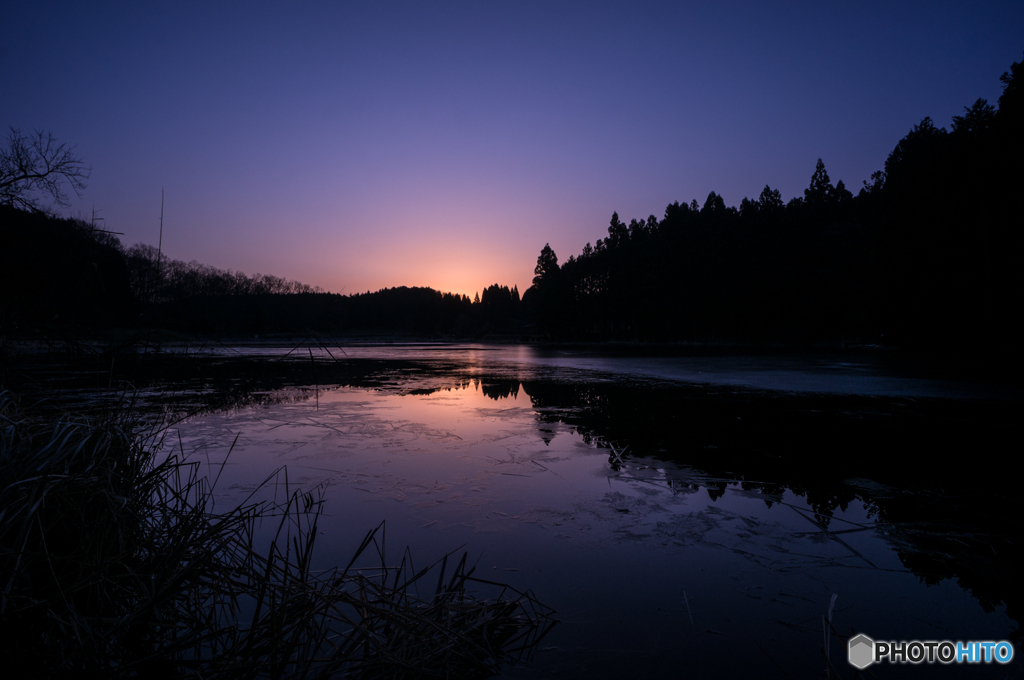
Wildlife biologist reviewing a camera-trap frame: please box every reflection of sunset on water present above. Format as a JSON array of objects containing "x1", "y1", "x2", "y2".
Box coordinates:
[{"x1": 161, "y1": 354, "x2": 1016, "y2": 678}]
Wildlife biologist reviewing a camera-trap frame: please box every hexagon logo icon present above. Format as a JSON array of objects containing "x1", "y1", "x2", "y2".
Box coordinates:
[{"x1": 848, "y1": 633, "x2": 874, "y2": 669}]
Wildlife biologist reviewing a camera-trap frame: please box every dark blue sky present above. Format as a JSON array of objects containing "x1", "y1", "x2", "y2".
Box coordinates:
[{"x1": 4, "y1": 1, "x2": 1022, "y2": 296}]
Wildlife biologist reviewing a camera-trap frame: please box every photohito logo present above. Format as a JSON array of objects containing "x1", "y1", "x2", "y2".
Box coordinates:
[{"x1": 848, "y1": 633, "x2": 1014, "y2": 668}]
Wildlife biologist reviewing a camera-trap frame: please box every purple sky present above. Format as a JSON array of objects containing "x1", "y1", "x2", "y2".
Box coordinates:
[{"x1": 4, "y1": 2, "x2": 1022, "y2": 298}]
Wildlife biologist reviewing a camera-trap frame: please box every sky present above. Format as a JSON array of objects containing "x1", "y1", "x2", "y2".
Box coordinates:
[{"x1": 3, "y1": 1, "x2": 1022, "y2": 298}]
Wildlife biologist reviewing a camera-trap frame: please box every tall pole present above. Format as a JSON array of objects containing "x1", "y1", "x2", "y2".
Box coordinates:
[{"x1": 155, "y1": 188, "x2": 164, "y2": 302}]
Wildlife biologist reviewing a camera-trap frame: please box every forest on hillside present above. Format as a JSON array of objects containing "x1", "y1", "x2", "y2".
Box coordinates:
[
  {"x1": 523, "y1": 54, "x2": 1022, "y2": 351},
  {"x1": 0, "y1": 205, "x2": 525, "y2": 336}
]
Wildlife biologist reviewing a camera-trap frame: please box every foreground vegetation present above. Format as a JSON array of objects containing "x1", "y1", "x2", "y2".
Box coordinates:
[{"x1": 0, "y1": 391, "x2": 552, "y2": 678}]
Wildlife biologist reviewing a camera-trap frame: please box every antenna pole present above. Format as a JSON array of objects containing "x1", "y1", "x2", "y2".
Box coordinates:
[{"x1": 155, "y1": 188, "x2": 164, "y2": 302}]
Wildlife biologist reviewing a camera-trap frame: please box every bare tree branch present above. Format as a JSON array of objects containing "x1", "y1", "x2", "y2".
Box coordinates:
[{"x1": 0, "y1": 128, "x2": 90, "y2": 212}]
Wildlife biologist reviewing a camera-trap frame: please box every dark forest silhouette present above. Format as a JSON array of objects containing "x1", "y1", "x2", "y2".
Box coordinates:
[
  {"x1": 523, "y1": 54, "x2": 1022, "y2": 352},
  {"x1": 2, "y1": 54, "x2": 1022, "y2": 350},
  {"x1": 0, "y1": 206, "x2": 525, "y2": 336}
]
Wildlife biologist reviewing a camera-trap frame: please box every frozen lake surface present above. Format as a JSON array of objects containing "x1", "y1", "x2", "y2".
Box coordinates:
[
  {"x1": 206, "y1": 342, "x2": 1017, "y2": 399},
  {"x1": 150, "y1": 344, "x2": 1021, "y2": 678}
]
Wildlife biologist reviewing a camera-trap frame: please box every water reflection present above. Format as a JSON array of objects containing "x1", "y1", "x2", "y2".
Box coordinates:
[
  {"x1": 517, "y1": 375, "x2": 1022, "y2": 647},
  {"x1": 165, "y1": 371, "x2": 1017, "y2": 678}
]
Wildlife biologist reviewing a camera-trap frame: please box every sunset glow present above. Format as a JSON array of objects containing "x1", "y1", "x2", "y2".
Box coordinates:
[{"x1": 4, "y1": 2, "x2": 1022, "y2": 297}]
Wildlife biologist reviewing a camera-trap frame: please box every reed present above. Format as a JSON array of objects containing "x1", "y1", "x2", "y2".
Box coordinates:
[{"x1": 0, "y1": 391, "x2": 553, "y2": 678}]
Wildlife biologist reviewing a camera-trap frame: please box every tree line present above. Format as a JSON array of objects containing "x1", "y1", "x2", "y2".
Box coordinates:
[
  {"x1": 124, "y1": 243, "x2": 323, "y2": 302},
  {"x1": 522, "y1": 53, "x2": 1023, "y2": 351},
  {"x1": 0, "y1": 205, "x2": 528, "y2": 336},
  {"x1": 0, "y1": 125, "x2": 530, "y2": 336},
  {"x1": 4, "y1": 53, "x2": 1020, "y2": 348}
]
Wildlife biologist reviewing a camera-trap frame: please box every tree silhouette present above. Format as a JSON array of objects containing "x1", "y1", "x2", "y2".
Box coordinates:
[
  {"x1": 859, "y1": 170, "x2": 886, "y2": 197},
  {"x1": 701, "y1": 191, "x2": 726, "y2": 214},
  {"x1": 951, "y1": 98, "x2": 996, "y2": 135},
  {"x1": 997, "y1": 52, "x2": 1023, "y2": 121},
  {"x1": 758, "y1": 185, "x2": 784, "y2": 211},
  {"x1": 804, "y1": 158, "x2": 833, "y2": 204},
  {"x1": 0, "y1": 129, "x2": 89, "y2": 212},
  {"x1": 739, "y1": 196, "x2": 758, "y2": 217},
  {"x1": 533, "y1": 244, "x2": 559, "y2": 286},
  {"x1": 884, "y1": 117, "x2": 947, "y2": 181},
  {"x1": 832, "y1": 179, "x2": 852, "y2": 204}
]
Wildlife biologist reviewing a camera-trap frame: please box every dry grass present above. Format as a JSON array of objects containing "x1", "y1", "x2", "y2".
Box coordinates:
[{"x1": 0, "y1": 391, "x2": 553, "y2": 678}]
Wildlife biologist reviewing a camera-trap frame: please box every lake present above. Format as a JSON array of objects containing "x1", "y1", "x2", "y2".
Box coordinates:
[{"x1": 26, "y1": 342, "x2": 1021, "y2": 677}]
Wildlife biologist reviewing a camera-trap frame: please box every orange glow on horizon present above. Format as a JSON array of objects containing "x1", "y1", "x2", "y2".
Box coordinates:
[{"x1": 282, "y1": 215, "x2": 538, "y2": 301}]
